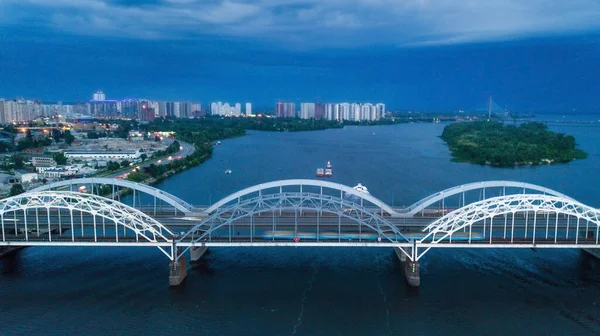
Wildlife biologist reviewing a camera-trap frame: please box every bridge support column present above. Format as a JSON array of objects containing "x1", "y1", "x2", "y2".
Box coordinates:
[
  {"x1": 404, "y1": 260, "x2": 420, "y2": 287},
  {"x1": 394, "y1": 247, "x2": 420, "y2": 286},
  {"x1": 169, "y1": 256, "x2": 187, "y2": 286},
  {"x1": 190, "y1": 246, "x2": 208, "y2": 262}
]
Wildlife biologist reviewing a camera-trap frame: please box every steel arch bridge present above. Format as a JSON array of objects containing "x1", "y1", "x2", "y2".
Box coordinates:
[
  {"x1": 0, "y1": 191, "x2": 175, "y2": 258},
  {"x1": 177, "y1": 191, "x2": 411, "y2": 256},
  {"x1": 31, "y1": 177, "x2": 195, "y2": 214},
  {"x1": 2, "y1": 178, "x2": 600, "y2": 287}
]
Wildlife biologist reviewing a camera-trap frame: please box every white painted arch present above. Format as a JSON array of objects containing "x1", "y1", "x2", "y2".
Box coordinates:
[
  {"x1": 402, "y1": 181, "x2": 573, "y2": 216},
  {"x1": 0, "y1": 191, "x2": 175, "y2": 257},
  {"x1": 31, "y1": 178, "x2": 194, "y2": 213},
  {"x1": 202, "y1": 179, "x2": 401, "y2": 217},
  {"x1": 419, "y1": 194, "x2": 600, "y2": 244}
]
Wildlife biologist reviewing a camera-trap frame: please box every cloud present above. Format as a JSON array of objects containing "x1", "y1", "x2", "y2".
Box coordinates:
[{"x1": 3, "y1": 0, "x2": 600, "y2": 48}]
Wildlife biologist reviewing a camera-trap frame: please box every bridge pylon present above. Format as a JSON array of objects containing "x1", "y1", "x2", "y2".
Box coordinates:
[
  {"x1": 394, "y1": 246, "x2": 420, "y2": 286},
  {"x1": 404, "y1": 260, "x2": 420, "y2": 287},
  {"x1": 169, "y1": 237, "x2": 187, "y2": 286},
  {"x1": 190, "y1": 246, "x2": 208, "y2": 262},
  {"x1": 169, "y1": 256, "x2": 187, "y2": 286}
]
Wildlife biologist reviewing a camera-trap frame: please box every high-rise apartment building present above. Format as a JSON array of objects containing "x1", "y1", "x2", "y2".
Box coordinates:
[
  {"x1": 0, "y1": 99, "x2": 49, "y2": 122},
  {"x1": 173, "y1": 102, "x2": 181, "y2": 118},
  {"x1": 0, "y1": 100, "x2": 5, "y2": 124},
  {"x1": 121, "y1": 99, "x2": 139, "y2": 119},
  {"x1": 179, "y1": 102, "x2": 192, "y2": 118},
  {"x1": 297, "y1": 101, "x2": 385, "y2": 122},
  {"x1": 89, "y1": 100, "x2": 119, "y2": 118},
  {"x1": 276, "y1": 102, "x2": 296, "y2": 118},
  {"x1": 245, "y1": 102, "x2": 252, "y2": 115},
  {"x1": 375, "y1": 103, "x2": 385, "y2": 119},
  {"x1": 300, "y1": 103, "x2": 315, "y2": 119},
  {"x1": 158, "y1": 101, "x2": 167, "y2": 117},
  {"x1": 92, "y1": 91, "x2": 106, "y2": 101},
  {"x1": 140, "y1": 101, "x2": 155, "y2": 121},
  {"x1": 315, "y1": 103, "x2": 325, "y2": 119},
  {"x1": 210, "y1": 102, "x2": 243, "y2": 116}
]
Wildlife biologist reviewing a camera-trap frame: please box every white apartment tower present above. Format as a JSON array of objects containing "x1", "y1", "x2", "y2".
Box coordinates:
[
  {"x1": 92, "y1": 91, "x2": 106, "y2": 101},
  {"x1": 300, "y1": 103, "x2": 316, "y2": 119}
]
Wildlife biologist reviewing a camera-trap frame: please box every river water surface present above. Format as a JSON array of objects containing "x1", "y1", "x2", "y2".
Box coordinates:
[{"x1": 2, "y1": 120, "x2": 600, "y2": 335}]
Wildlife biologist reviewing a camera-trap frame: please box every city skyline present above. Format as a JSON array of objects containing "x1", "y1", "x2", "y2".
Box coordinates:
[
  {"x1": 0, "y1": 90, "x2": 390, "y2": 122},
  {"x1": 1, "y1": 91, "x2": 393, "y2": 112},
  {"x1": 0, "y1": 91, "x2": 536, "y2": 115}
]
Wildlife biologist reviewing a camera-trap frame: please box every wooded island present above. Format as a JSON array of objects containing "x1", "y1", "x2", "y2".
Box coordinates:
[{"x1": 440, "y1": 121, "x2": 588, "y2": 167}]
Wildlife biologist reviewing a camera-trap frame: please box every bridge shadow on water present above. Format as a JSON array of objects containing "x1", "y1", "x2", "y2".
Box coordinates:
[
  {"x1": 189, "y1": 254, "x2": 217, "y2": 277},
  {"x1": 577, "y1": 250, "x2": 600, "y2": 284},
  {"x1": 387, "y1": 250, "x2": 421, "y2": 298},
  {"x1": 0, "y1": 253, "x2": 23, "y2": 276}
]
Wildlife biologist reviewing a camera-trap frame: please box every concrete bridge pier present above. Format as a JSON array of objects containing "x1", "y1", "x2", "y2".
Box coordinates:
[
  {"x1": 169, "y1": 256, "x2": 187, "y2": 286},
  {"x1": 404, "y1": 260, "x2": 420, "y2": 287},
  {"x1": 394, "y1": 247, "x2": 420, "y2": 286},
  {"x1": 190, "y1": 246, "x2": 208, "y2": 262}
]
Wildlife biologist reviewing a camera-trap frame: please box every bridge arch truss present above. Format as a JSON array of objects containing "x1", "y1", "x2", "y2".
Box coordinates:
[
  {"x1": 31, "y1": 177, "x2": 195, "y2": 215},
  {"x1": 201, "y1": 179, "x2": 401, "y2": 217},
  {"x1": 178, "y1": 191, "x2": 411, "y2": 256},
  {"x1": 401, "y1": 181, "x2": 573, "y2": 217},
  {"x1": 0, "y1": 191, "x2": 175, "y2": 258},
  {"x1": 412, "y1": 194, "x2": 600, "y2": 261}
]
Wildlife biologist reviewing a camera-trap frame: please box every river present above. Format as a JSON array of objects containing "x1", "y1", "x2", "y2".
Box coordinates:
[{"x1": 1, "y1": 120, "x2": 600, "y2": 335}]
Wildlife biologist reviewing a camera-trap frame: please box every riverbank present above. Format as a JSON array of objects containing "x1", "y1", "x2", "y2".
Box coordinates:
[{"x1": 142, "y1": 115, "x2": 458, "y2": 135}]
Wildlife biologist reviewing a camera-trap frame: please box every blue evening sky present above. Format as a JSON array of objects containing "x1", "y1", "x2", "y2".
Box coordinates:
[{"x1": 1, "y1": 0, "x2": 600, "y2": 112}]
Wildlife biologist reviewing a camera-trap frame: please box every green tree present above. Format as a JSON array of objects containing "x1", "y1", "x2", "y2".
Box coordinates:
[
  {"x1": 11, "y1": 155, "x2": 24, "y2": 169},
  {"x1": 64, "y1": 130, "x2": 75, "y2": 145},
  {"x1": 51, "y1": 129, "x2": 62, "y2": 143},
  {"x1": 16, "y1": 138, "x2": 34, "y2": 151},
  {"x1": 0, "y1": 141, "x2": 14, "y2": 153},
  {"x1": 140, "y1": 153, "x2": 148, "y2": 161},
  {"x1": 10, "y1": 183, "x2": 25, "y2": 196},
  {"x1": 126, "y1": 171, "x2": 148, "y2": 182},
  {"x1": 115, "y1": 125, "x2": 131, "y2": 139},
  {"x1": 53, "y1": 152, "x2": 68, "y2": 165},
  {"x1": 3, "y1": 124, "x2": 16, "y2": 135},
  {"x1": 120, "y1": 160, "x2": 130, "y2": 168},
  {"x1": 106, "y1": 161, "x2": 121, "y2": 171},
  {"x1": 147, "y1": 163, "x2": 160, "y2": 178}
]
